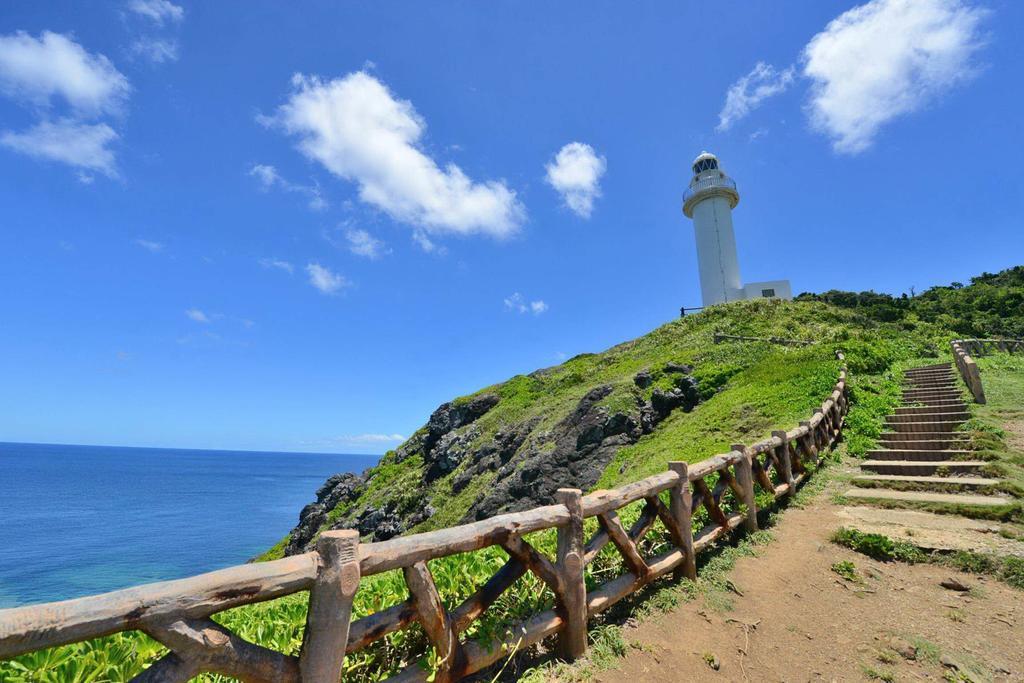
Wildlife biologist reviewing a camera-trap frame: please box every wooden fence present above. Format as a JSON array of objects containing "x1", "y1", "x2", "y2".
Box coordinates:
[
  {"x1": 0, "y1": 356, "x2": 849, "y2": 682},
  {"x1": 713, "y1": 333, "x2": 815, "y2": 347},
  {"x1": 951, "y1": 338, "x2": 1023, "y2": 405},
  {"x1": 954, "y1": 338, "x2": 1024, "y2": 357}
]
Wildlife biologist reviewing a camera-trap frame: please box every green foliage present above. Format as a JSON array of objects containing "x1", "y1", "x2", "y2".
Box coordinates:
[
  {"x1": 833, "y1": 528, "x2": 1024, "y2": 591},
  {"x1": 796, "y1": 265, "x2": 1024, "y2": 337},
  {"x1": 831, "y1": 560, "x2": 859, "y2": 582},
  {"x1": 831, "y1": 527, "x2": 926, "y2": 563}
]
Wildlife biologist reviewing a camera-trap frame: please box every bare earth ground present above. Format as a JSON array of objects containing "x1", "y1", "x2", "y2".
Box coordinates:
[{"x1": 592, "y1": 475, "x2": 1024, "y2": 683}]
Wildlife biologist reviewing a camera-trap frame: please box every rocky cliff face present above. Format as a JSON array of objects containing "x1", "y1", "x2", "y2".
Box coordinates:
[{"x1": 283, "y1": 363, "x2": 700, "y2": 555}]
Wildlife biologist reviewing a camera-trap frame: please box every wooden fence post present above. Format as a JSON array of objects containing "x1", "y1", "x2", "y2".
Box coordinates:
[
  {"x1": 772, "y1": 431, "x2": 796, "y2": 492},
  {"x1": 555, "y1": 488, "x2": 587, "y2": 661},
  {"x1": 730, "y1": 445, "x2": 758, "y2": 533},
  {"x1": 799, "y1": 421, "x2": 818, "y2": 464},
  {"x1": 667, "y1": 462, "x2": 697, "y2": 581},
  {"x1": 813, "y1": 408, "x2": 825, "y2": 450},
  {"x1": 299, "y1": 530, "x2": 360, "y2": 682}
]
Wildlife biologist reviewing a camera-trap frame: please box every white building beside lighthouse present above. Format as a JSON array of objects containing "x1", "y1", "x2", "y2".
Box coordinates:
[{"x1": 682, "y1": 152, "x2": 791, "y2": 308}]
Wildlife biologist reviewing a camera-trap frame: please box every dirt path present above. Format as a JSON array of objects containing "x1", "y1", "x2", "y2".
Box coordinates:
[{"x1": 592, "y1": 482, "x2": 1024, "y2": 682}]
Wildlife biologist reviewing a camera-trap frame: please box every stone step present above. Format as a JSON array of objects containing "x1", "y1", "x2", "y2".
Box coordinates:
[
  {"x1": 903, "y1": 382, "x2": 960, "y2": 391},
  {"x1": 866, "y1": 449, "x2": 971, "y2": 461},
  {"x1": 904, "y1": 362, "x2": 952, "y2": 372},
  {"x1": 894, "y1": 403, "x2": 967, "y2": 415},
  {"x1": 860, "y1": 460, "x2": 988, "y2": 475},
  {"x1": 886, "y1": 411, "x2": 969, "y2": 423},
  {"x1": 842, "y1": 488, "x2": 1011, "y2": 508},
  {"x1": 878, "y1": 439, "x2": 971, "y2": 451},
  {"x1": 879, "y1": 431, "x2": 969, "y2": 442},
  {"x1": 903, "y1": 388, "x2": 963, "y2": 396},
  {"x1": 884, "y1": 421, "x2": 965, "y2": 433},
  {"x1": 904, "y1": 369, "x2": 953, "y2": 377},
  {"x1": 904, "y1": 372, "x2": 955, "y2": 382},
  {"x1": 852, "y1": 474, "x2": 1001, "y2": 490},
  {"x1": 905, "y1": 401, "x2": 966, "y2": 411},
  {"x1": 901, "y1": 401, "x2": 962, "y2": 411}
]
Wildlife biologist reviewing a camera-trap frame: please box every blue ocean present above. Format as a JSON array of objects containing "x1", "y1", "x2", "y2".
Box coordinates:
[{"x1": 0, "y1": 442, "x2": 379, "y2": 608}]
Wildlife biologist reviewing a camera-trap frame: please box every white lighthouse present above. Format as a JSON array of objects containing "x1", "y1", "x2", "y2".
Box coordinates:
[{"x1": 682, "y1": 151, "x2": 791, "y2": 307}]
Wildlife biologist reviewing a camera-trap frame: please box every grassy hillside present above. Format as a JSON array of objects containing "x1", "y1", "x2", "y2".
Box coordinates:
[
  {"x1": 5, "y1": 266, "x2": 1022, "y2": 682},
  {"x1": 270, "y1": 297, "x2": 952, "y2": 561}
]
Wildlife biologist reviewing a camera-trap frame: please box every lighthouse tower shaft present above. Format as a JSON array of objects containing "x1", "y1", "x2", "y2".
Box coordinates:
[
  {"x1": 681, "y1": 152, "x2": 792, "y2": 309},
  {"x1": 691, "y1": 195, "x2": 742, "y2": 307},
  {"x1": 682, "y1": 152, "x2": 743, "y2": 307}
]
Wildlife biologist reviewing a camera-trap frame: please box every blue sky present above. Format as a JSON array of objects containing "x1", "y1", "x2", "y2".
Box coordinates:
[{"x1": 1, "y1": 0, "x2": 1021, "y2": 453}]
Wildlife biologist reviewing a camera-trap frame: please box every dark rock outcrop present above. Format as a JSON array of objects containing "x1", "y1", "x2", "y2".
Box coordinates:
[
  {"x1": 283, "y1": 364, "x2": 704, "y2": 553},
  {"x1": 423, "y1": 394, "x2": 499, "y2": 453},
  {"x1": 285, "y1": 472, "x2": 365, "y2": 555}
]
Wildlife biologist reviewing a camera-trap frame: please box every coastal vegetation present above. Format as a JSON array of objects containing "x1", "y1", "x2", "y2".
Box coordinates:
[{"x1": 3, "y1": 267, "x2": 1022, "y2": 682}]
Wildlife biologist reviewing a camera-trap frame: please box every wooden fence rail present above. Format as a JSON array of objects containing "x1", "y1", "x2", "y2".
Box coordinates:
[
  {"x1": 951, "y1": 337, "x2": 1023, "y2": 405},
  {"x1": 0, "y1": 355, "x2": 849, "y2": 682},
  {"x1": 955, "y1": 338, "x2": 1024, "y2": 357}
]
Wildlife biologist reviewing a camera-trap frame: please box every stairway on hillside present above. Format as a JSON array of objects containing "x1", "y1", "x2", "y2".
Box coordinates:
[{"x1": 844, "y1": 363, "x2": 1010, "y2": 510}]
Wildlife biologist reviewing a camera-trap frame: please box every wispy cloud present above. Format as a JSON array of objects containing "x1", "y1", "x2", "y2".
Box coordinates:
[
  {"x1": 265, "y1": 71, "x2": 524, "y2": 241},
  {"x1": 0, "y1": 31, "x2": 129, "y2": 178},
  {"x1": 344, "y1": 228, "x2": 389, "y2": 259},
  {"x1": 1, "y1": 119, "x2": 119, "y2": 178},
  {"x1": 802, "y1": 0, "x2": 987, "y2": 154},
  {"x1": 259, "y1": 257, "x2": 294, "y2": 274},
  {"x1": 248, "y1": 163, "x2": 327, "y2": 211},
  {"x1": 127, "y1": 0, "x2": 184, "y2": 24},
  {"x1": 129, "y1": 38, "x2": 178, "y2": 64},
  {"x1": 306, "y1": 263, "x2": 349, "y2": 295},
  {"x1": 185, "y1": 308, "x2": 210, "y2": 323},
  {"x1": 717, "y1": 62, "x2": 795, "y2": 132},
  {"x1": 504, "y1": 292, "x2": 548, "y2": 315},
  {"x1": 133, "y1": 238, "x2": 164, "y2": 253},
  {"x1": 0, "y1": 31, "x2": 129, "y2": 115},
  {"x1": 125, "y1": 1, "x2": 184, "y2": 65},
  {"x1": 544, "y1": 142, "x2": 606, "y2": 219}
]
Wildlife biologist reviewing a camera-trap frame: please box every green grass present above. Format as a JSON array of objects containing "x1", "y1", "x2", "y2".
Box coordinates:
[{"x1": 832, "y1": 527, "x2": 1024, "y2": 590}]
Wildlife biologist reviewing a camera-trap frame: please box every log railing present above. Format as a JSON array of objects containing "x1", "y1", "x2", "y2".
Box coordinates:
[
  {"x1": 951, "y1": 340, "x2": 986, "y2": 404},
  {"x1": 955, "y1": 338, "x2": 1024, "y2": 357},
  {"x1": 713, "y1": 332, "x2": 815, "y2": 347},
  {"x1": 0, "y1": 355, "x2": 849, "y2": 682},
  {"x1": 951, "y1": 337, "x2": 1022, "y2": 405}
]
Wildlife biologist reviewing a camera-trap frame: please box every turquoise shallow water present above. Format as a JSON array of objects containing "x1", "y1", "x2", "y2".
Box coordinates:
[{"x1": 0, "y1": 441, "x2": 378, "y2": 608}]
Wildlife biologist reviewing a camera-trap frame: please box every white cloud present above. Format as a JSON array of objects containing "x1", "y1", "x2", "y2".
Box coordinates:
[
  {"x1": 267, "y1": 71, "x2": 524, "y2": 238},
  {"x1": 185, "y1": 308, "x2": 210, "y2": 323},
  {"x1": 803, "y1": 0, "x2": 987, "y2": 154},
  {"x1": 259, "y1": 257, "x2": 294, "y2": 274},
  {"x1": 345, "y1": 228, "x2": 389, "y2": 259},
  {"x1": 1, "y1": 119, "x2": 118, "y2": 176},
  {"x1": 544, "y1": 142, "x2": 606, "y2": 218},
  {"x1": 717, "y1": 62, "x2": 795, "y2": 131},
  {"x1": 128, "y1": 0, "x2": 185, "y2": 24},
  {"x1": 129, "y1": 38, "x2": 178, "y2": 64},
  {"x1": 250, "y1": 163, "x2": 281, "y2": 189},
  {"x1": 0, "y1": 31, "x2": 129, "y2": 115},
  {"x1": 504, "y1": 292, "x2": 548, "y2": 315},
  {"x1": 248, "y1": 163, "x2": 327, "y2": 211},
  {"x1": 306, "y1": 263, "x2": 349, "y2": 295},
  {"x1": 134, "y1": 238, "x2": 164, "y2": 252}
]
